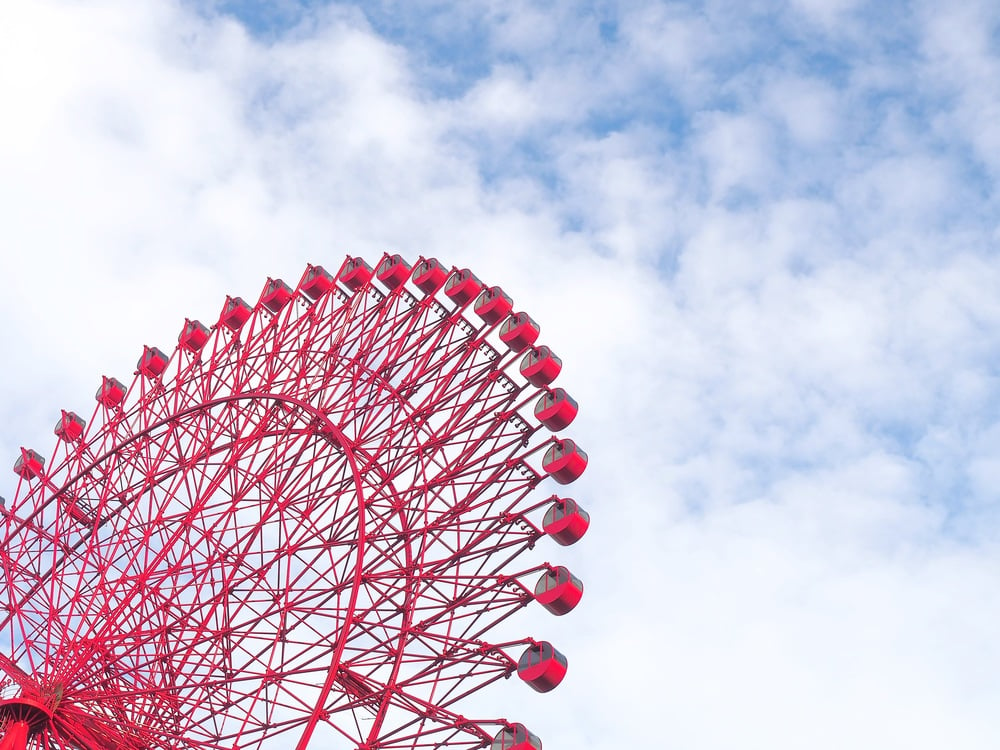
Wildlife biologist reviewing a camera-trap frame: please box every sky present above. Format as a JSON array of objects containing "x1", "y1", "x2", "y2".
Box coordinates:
[{"x1": 2, "y1": 0, "x2": 1000, "y2": 748}]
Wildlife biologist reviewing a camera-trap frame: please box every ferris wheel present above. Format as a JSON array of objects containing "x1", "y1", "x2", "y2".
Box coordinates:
[{"x1": 0, "y1": 254, "x2": 591, "y2": 750}]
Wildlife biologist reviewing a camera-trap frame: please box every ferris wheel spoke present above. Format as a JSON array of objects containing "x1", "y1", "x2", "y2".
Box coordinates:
[
  {"x1": 367, "y1": 309, "x2": 458, "y2": 393},
  {"x1": 339, "y1": 306, "x2": 478, "y2": 410},
  {"x1": 1, "y1": 256, "x2": 588, "y2": 750},
  {"x1": 49, "y1": 450, "x2": 292, "y2": 660}
]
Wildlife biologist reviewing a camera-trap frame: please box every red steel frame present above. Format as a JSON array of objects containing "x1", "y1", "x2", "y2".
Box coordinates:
[{"x1": 0, "y1": 255, "x2": 587, "y2": 750}]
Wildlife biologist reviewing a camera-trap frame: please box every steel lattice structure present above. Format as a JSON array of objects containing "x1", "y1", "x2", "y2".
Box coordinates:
[{"x1": 0, "y1": 255, "x2": 590, "y2": 750}]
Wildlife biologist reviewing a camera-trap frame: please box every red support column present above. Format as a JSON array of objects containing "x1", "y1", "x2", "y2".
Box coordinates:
[{"x1": 0, "y1": 720, "x2": 29, "y2": 750}]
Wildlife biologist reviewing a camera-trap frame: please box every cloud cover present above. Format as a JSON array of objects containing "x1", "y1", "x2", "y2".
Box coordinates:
[{"x1": 2, "y1": 0, "x2": 1000, "y2": 747}]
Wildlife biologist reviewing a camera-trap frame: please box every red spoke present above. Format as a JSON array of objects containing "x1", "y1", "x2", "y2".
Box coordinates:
[{"x1": 0, "y1": 255, "x2": 589, "y2": 750}]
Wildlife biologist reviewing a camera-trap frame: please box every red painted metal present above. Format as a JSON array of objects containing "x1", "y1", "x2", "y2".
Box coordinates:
[
  {"x1": 520, "y1": 346, "x2": 562, "y2": 387},
  {"x1": 53, "y1": 411, "x2": 85, "y2": 442},
  {"x1": 221, "y1": 295, "x2": 251, "y2": 330},
  {"x1": 0, "y1": 697, "x2": 50, "y2": 750},
  {"x1": 137, "y1": 345, "x2": 169, "y2": 378},
  {"x1": 542, "y1": 438, "x2": 589, "y2": 484},
  {"x1": 543, "y1": 497, "x2": 591, "y2": 545},
  {"x1": 411, "y1": 257, "x2": 448, "y2": 294},
  {"x1": 533, "y1": 566, "x2": 584, "y2": 615},
  {"x1": 533, "y1": 388, "x2": 579, "y2": 431},
  {"x1": 299, "y1": 263, "x2": 335, "y2": 299},
  {"x1": 517, "y1": 642, "x2": 568, "y2": 693},
  {"x1": 62, "y1": 495, "x2": 92, "y2": 525},
  {"x1": 492, "y1": 723, "x2": 543, "y2": 750},
  {"x1": 0, "y1": 255, "x2": 590, "y2": 750},
  {"x1": 95, "y1": 375, "x2": 126, "y2": 406},
  {"x1": 178, "y1": 318, "x2": 210, "y2": 352},
  {"x1": 474, "y1": 286, "x2": 514, "y2": 325},
  {"x1": 375, "y1": 254, "x2": 412, "y2": 290},
  {"x1": 444, "y1": 268, "x2": 482, "y2": 305},
  {"x1": 499, "y1": 312, "x2": 540, "y2": 352},
  {"x1": 0, "y1": 721, "x2": 27, "y2": 750},
  {"x1": 12, "y1": 449, "x2": 43, "y2": 479},
  {"x1": 338, "y1": 256, "x2": 374, "y2": 291},
  {"x1": 260, "y1": 277, "x2": 293, "y2": 312}
]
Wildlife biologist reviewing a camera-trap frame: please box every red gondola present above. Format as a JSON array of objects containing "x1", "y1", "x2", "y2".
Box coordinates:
[
  {"x1": 542, "y1": 439, "x2": 588, "y2": 484},
  {"x1": 444, "y1": 269, "x2": 482, "y2": 306},
  {"x1": 533, "y1": 388, "x2": 578, "y2": 431},
  {"x1": 13, "y1": 449, "x2": 45, "y2": 479},
  {"x1": 95, "y1": 376, "x2": 126, "y2": 407},
  {"x1": 137, "y1": 346, "x2": 169, "y2": 378},
  {"x1": 338, "y1": 257, "x2": 374, "y2": 292},
  {"x1": 519, "y1": 346, "x2": 562, "y2": 387},
  {"x1": 516, "y1": 641, "x2": 568, "y2": 693},
  {"x1": 54, "y1": 411, "x2": 85, "y2": 443},
  {"x1": 542, "y1": 497, "x2": 590, "y2": 545},
  {"x1": 221, "y1": 296, "x2": 251, "y2": 331},
  {"x1": 533, "y1": 566, "x2": 584, "y2": 616},
  {"x1": 299, "y1": 263, "x2": 335, "y2": 299},
  {"x1": 0, "y1": 252, "x2": 595, "y2": 750},
  {"x1": 178, "y1": 319, "x2": 209, "y2": 352},
  {"x1": 491, "y1": 724, "x2": 542, "y2": 750},
  {"x1": 499, "y1": 313, "x2": 540, "y2": 352},
  {"x1": 260, "y1": 278, "x2": 293, "y2": 313},
  {"x1": 376, "y1": 254, "x2": 411, "y2": 290},
  {"x1": 474, "y1": 286, "x2": 513, "y2": 325},
  {"x1": 411, "y1": 257, "x2": 448, "y2": 294}
]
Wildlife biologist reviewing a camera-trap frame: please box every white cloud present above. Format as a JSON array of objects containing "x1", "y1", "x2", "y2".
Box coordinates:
[
  {"x1": 787, "y1": 0, "x2": 865, "y2": 29},
  {"x1": 1, "y1": 1, "x2": 1000, "y2": 748},
  {"x1": 762, "y1": 75, "x2": 842, "y2": 147}
]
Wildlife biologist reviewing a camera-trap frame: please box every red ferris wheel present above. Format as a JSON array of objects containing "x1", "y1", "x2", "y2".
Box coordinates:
[{"x1": 0, "y1": 255, "x2": 591, "y2": 750}]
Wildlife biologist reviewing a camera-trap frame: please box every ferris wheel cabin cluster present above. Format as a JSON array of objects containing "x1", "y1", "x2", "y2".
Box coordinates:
[{"x1": 2, "y1": 254, "x2": 592, "y2": 750}]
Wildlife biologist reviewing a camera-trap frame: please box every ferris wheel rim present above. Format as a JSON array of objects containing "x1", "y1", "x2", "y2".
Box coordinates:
[{"x1": 0, "y1": 253, "x2": 589, "y2": 750}]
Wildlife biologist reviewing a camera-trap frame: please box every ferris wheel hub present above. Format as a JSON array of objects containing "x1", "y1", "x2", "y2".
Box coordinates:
[{"x1": 0, "y1": 696, "x2": 51, "y2": 746}]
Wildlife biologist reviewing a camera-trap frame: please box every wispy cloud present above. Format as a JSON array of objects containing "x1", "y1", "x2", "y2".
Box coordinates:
[{"x1": 1, "y1": 0, "x2": 999, "y2": 747}]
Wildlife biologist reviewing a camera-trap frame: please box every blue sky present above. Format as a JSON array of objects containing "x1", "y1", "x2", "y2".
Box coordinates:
[{"x1": 2, "y1": 0, "x2": 1000, "y2": 748}]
